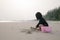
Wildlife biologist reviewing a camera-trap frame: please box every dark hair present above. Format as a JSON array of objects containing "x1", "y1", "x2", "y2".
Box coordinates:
[{"x1": 35, "y1": 12, "x2": 42, "y2": 20}]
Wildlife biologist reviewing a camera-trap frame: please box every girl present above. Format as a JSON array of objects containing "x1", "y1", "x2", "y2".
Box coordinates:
[{"x1": 35, "y1": 12, "x2": 49, "y2": 31}]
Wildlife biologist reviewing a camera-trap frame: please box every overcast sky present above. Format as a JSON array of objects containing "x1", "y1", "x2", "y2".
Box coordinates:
[{"x1": 0, "y1": 0, "x2": 60, "y2": 20}]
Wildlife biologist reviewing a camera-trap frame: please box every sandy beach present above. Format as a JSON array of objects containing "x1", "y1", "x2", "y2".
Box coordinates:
[{"x1": 0, "y1": 20, "x2": 60, "y2": 40}]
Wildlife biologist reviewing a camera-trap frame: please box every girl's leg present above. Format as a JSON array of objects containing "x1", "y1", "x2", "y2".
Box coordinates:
[{"x1": 39, "y1": 24, "x2": 44, "y2": 31}]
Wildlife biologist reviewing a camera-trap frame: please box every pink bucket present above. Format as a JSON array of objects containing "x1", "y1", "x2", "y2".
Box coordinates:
[{"x1": 40, "y1": 26, "x2": 52, "y2": 33}]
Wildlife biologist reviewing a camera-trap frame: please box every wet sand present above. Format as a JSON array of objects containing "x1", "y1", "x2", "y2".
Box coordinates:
[{"x1": 0, "y1": 21, "x2": 60, "y2": 40}]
